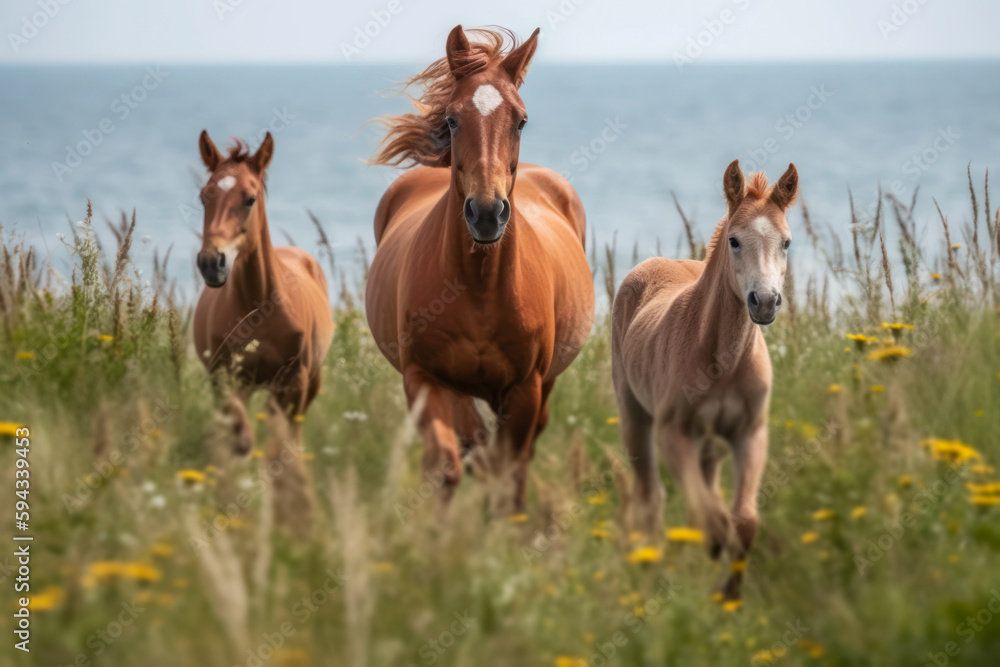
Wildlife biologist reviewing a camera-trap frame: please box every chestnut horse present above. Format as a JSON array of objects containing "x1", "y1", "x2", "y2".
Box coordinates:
[
  {"x1": 611, "y1": 160, "x2": 798, "y2": 600},
  {"x1": 366, "y1": 26, "x2": 594, "y2": 513},
  {"x1": 193, "y1": 130, "x2": 334, "y2": 459}
]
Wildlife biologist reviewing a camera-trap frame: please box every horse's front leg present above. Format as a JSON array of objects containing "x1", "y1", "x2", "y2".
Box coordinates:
[
  {"x1": 265, "y1": 365, "x2": 315, "y2": 535},
  {"x1": 402, "y1": 365, "x2": 463, "y2": 514},
  {"x1": 720, "y1": 421, "x2": 768, "y2": 601},
  {"x1": 494, "y1": 373, "x2": 543, "y2": 515}
]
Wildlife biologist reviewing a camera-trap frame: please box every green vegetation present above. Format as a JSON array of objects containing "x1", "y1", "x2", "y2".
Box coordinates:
[{"x1": 2, "y1": 178, "x2": 1000, "y2": 667}]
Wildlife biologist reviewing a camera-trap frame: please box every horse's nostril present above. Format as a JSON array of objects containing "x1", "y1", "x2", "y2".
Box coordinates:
[
  {"x1": 463, "y1": 198, "x2": 478, "y2": 223},
  {"x1": 748, "y1": 291, "x2": 759, "y2": 308},
  {"x1": 218, "y1": 253, "x2": 225, "y2": 268},
  {"x1": 498, "y1": 199, "x2": 511, "y2": 224},
  {"x1": 775, "y1": 293, "x2": 782, "y2": 307}
]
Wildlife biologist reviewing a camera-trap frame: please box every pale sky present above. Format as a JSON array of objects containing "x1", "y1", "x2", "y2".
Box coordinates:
[{"x1": 2, "y1": 0, "x2": 998, "y2": 64}]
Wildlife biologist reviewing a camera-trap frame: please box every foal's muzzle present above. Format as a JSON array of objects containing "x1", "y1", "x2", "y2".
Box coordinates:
[
  {"x1": 747, "y1": 289, "x2": 782, "y2": 325},
  {"x1": 197, "y1": 250, "x2": 230, "y2": 288},
  {"x1": 464, "y1": 196, "x2": 510, "y2": 244}
]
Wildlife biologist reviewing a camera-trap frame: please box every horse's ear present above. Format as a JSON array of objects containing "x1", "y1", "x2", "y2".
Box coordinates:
[
  {"x1": 199, "y1": 130, "x2": 221, "y2": 172},
  {"x1": 723, "y1": 159, "x2": 744, "y2": 212},
  {"x1": 770, "y1": 163, "x2": 799, "y2": 210},
  {"x1": 446, "y1": 25, "x2": 472, "y2": 80},
  {"x1": 250, "y1": 132, "x2": 274, "y2": 173},
  {"x1": 502, "y1": 28, "x2": 540, "y2": 87}
]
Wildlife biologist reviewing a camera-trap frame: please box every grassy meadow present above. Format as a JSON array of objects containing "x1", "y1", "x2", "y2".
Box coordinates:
[{"x1": 3, "y1": 176, "x2": 1000, "y2": 667}]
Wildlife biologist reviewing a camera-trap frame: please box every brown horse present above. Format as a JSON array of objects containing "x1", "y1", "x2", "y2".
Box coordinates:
[
  {"x1": 611, "y1": 160, "x2": 798, "y2": 600},
  {"x1": 366, "y1": 26, "x2": 595, "y2": 514},
  {"x1": 192, "y1": 130, "x2": 334, "y2": 458}
]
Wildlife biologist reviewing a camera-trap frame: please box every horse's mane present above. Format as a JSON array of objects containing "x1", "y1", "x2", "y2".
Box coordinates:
[
  {"x1": 368, "y1": 28, "x2": 522, "y2": 168},
  {"x1": 219, "y1": 138, "x2": 267, "y2": 189},
  {"x1": 704, "y1": 172, "x2": 772, "y2": 261}
]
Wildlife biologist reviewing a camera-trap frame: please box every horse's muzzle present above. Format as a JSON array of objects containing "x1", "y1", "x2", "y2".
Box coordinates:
[
  {"x1": 464, "y1": 196, "x2": 510, "y2": 244},
  {"x1": 747, "y1": 289, "x2": 781, "y2": 325},
  {"x1": 197, "y1": 250, "x2": 230, "y2": 288}
]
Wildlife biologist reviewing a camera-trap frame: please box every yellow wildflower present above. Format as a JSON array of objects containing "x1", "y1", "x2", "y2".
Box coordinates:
[
  {"x1": 123, "y1": 562, "x2": 162, "y2": 582},
  {"x1": 851, "y1": 506, "x2": 867, "y2": 519},
  {"x1": 591, "y1": 527, "x2": 612, "y2": 540},
  {"x1": 256, "y1": 412, "x2": 266, "y2": 421},
  {"x1": 828, "y1": 384, "x2": 842, "y2": 394},
  {"x1": 797, "y1": 639, "x2": 825, "y2": 658},
  {"x1": 150, "y1": 542, "x2": 175, "y2": 558},
  {"x1": 881, "y1": 322, "x2": 914, "y2": 331},
  {"x1": 812, "y1": 509, "x2": 834, "y2": 520},
  {"x1": 966, "y1": 482, "x2": 1000, "y2": 495},
  {"x1": 870, "y1": 385, "x2": 886, "y2": 393},
  {"x1": 627, "y1": 531, "x2": 644, "y2": 543},
  {"x1": 920, "y1": 439, "x2": 981, "y2": 464},
  {"x1": 176, "y1": 469, "x2": 206, "y2": 484},
  {"x1": 751, "y1": 647, "x2": 786, "y2": 663},
  {"x1": 970, "y1": 495, "x2": 1000, "y2": 506},
  {"x1": 508, "y1": 513, "x2": 529, "y2": 523},
  {"x1": 606, "y1": 416, "x2": 620, "y2": 425},
  {"x1": 373, "y1": 561, "x2": 394, "y2": 573},
  {"x1": 28, "y1": 586, "x2": 64, "y2": 612},
  {"x1": 952, "y1": 243, "x2": 962, "y2": 250},
  {"x1": 251, "y1": 449, "x2": 264, "y2": 458},
  {"x1": 97, "y1": 334, "x2": 114, "y2": 342},
  {"x1": 15, "y1": 351, "x2": 35, "y2": 360},
  {"x1": 930, "y1": 273, "x2": 941, "y2": 281},
  {"x1": 897, "y1": 475, "x2": 913, "y2": 488},
  {"x1": 800, "y1": 531, "x2": 820, "y2": 544},
  {"x1": 593, "y1": 570, "x2": 605, "y2": 582},
  {"x1": 626, "y1": 547, "x2": 662, "y2": 564},
  {"x1": 665, "y1": 527, "x2": 705, "y2": 543},
  {"x1": 0, "y1": 422, "x2": 26, "y2": 437},
  {"x1": 867, "y1": 345, "x2": 912, "y2": 362},
  {"x1": 618, "y1": 592, "x2": 642, "y2": 606},
  {"x1": 587, "y1": 492, "x2": 608, "y2": 505},
  {"x1": 975, "y1": 409, "x2": 985, "y2": 418},
  {"x1": 971, "y1": 464, "x2": 995, "y2": 476},
  {"x1": 722, "y1": 599, "x2": 743, "y2": 612},
  {"x1": 555, "y1": 658, "x2": 588, "y2": 667}
]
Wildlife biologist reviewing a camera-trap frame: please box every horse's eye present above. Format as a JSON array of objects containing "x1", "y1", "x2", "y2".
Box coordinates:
[
  {"x1": 729, "y1": 237, "x2": 740, "y2": 249},
  {"x1": 445, "y1": 116, "x2": 457, "y2": 131},
  {"x1": 517, "y1": 118, "x2": 527, "y2": 132},
  {"x1": 244, "y1": 196, "x2": 256, "y2": 208},
  {"x1": 783, "y1": 238, "x2": 791, "y2": 250}
]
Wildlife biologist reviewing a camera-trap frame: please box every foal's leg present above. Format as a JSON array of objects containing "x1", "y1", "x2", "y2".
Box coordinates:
[
  {"x1": 265, "y1": 367, "x2": 316, "y2": 535},
  {"x1": 221, "y1": 386, "x2": 255, "y2": 456},
  {"x1": 403, "y1": 366, "x2": 463, "y2": 512},
  {"x1": 720, "y1": 423, "x2": 768, "y2": 601},
  {"x1": 658, "y1": 424, "x2": 734, "y2": 557},
  {"x1": 616, "y1": 386, "x2": 660, "y2": 534},
  {"x1": 494, "y1": 374, "x2": 543, "y2": 515},
  {"x1": 451, "y1": 394, "x2": 488, "y2": 475}
]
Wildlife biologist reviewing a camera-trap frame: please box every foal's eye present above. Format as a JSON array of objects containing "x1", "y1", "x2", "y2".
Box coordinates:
[
  {"x1": 783, "y1": 238, "x2": 791, "y2": 250},
  {"x1": 729, "y1": 237, "x2": 740, "y2": 249},
  {"x1": 244, "y1": 196, "x2": 256, "y2": 208},
  {"x1": 445, "y1": 116, "x2": 457, "y2": 131},
  {"x1": 517, "y1": 118, "x2": 527, "y2": 132}
]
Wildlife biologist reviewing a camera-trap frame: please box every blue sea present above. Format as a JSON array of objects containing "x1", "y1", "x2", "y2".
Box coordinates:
[{"x1": 2, "y1": 61, "x2": 998, "y2": 299}]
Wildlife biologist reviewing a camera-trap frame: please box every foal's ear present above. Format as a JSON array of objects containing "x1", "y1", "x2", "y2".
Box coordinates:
[
  {"x1": 199, "y1": 130, "x2": 221, "y2": 172},
  {"x1": 250, "y1": 132, "x2": 274, "y2": 173},
  {"x1": 446, "y1": 25, "x2": 473, "y2": 80},
  {"x1": 502, "y1": 28, "x2": 540, "y2": 87},
  {"x1": 723, "y1": 159, "x2": 745, "y2": 211},
  {"x1": 770, "y1": 163, "x2": 799, "y2": 210}
]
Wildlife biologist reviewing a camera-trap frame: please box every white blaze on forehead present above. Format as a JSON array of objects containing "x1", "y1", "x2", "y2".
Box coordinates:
[
  {"x1": 472, "y1": 84, "x2": 503, "y2": 116},
  {"x1": 217, "y1": 175, "x2": 236, "y2": 192}
]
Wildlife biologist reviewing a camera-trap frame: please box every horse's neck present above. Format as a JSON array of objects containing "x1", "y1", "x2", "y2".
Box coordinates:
[
  {"x1": 442, "y1": 189, "x2": 520, "y2": 292},
  {"x1": 233, "y1": 208, "x2": 284, "y2": 308},
  {"x1": 692, "y1": 226, "x2": 756, "y2": 366}
]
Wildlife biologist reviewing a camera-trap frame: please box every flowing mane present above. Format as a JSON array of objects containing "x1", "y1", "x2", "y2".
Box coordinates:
[
  {"x1": 368, "y1": 27, "x2": 523, "y2": 168},
  {"x1": 704, "y1": 171, "x2": 773, "y2": 261}
]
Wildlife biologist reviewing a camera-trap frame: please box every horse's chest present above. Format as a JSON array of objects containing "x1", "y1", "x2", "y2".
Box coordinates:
[
  {"x1": 692, "y1": 390, "x2": 750, "y2": 439},
  {"x1": 407, "y1": 303, "x2": 542, "y2": 395}
]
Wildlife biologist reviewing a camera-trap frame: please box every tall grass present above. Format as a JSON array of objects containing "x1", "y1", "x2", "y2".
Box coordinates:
[{"x1": 2, "y1": 173, "x2": 1000, "y2": 666}]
